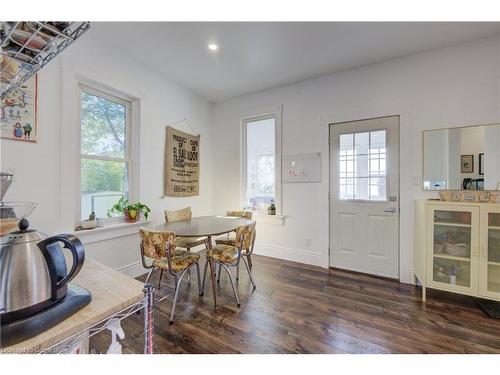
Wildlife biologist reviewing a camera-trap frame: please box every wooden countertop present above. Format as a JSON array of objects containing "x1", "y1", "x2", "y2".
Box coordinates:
[{"x1": 2, "y1": 258, "x2": 144, "y2": 353}]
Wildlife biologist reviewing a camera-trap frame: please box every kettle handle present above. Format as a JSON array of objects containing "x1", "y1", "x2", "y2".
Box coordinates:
[{"x1": 38, "y1": 234, "x2": 85, "y2": 290}]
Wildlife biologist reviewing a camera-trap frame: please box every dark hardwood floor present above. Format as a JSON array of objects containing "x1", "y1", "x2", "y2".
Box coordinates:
[{"x1": 91, "y1": 254, "x2": 500, "y2": 354}]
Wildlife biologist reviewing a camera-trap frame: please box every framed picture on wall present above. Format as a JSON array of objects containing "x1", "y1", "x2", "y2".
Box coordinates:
[
  {"x1": 461, "y1": 154, "x2": 474, "y2": 173},
  {"x1": 0, "y1": 75, "x2": 38, "y2": 142},
  {"x1": 479, "y1": 153, "x2": 484, "y2": 175}
]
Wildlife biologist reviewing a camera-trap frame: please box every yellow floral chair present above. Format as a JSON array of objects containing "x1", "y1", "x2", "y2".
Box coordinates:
[
  {"x1": 165, "y1": 207, "x2": 209, "y2": 250},
  {"x1": 215, "y1": 210, "x2": 254, "y2": 269},
  {"x1": 201, "y1": 222, "x2": 256, "y2": 307},
  {"x1": 140, "y1": 228, "x2": 202, "y2": 324}
]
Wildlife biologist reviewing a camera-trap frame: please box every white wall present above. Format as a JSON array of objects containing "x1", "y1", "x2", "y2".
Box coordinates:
[
  {"x1": 484, "y1": 125, "x2": 500, "y2": 189},
  {"x1": 213, "y1": 35, "x2": 500, "y2": 283},
  {"x1": 2, "y1": 28, "x2": 500, "y2": 284},
  {"x1": 0, "y1": 29, "x2": 214, "y2": 277}
]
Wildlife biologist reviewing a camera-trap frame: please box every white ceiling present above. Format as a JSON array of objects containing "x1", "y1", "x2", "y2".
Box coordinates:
[{"x1": 91, "y1": 22, "x2": 500, "y2": 102}]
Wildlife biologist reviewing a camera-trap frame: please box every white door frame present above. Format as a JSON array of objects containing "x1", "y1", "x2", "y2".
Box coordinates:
[
  {"x1": 329, "y1": 115, "x2": 400, "y2": 279},
  {"x1": 319, "y1": 108, "x2": 413, "y2": 284}
]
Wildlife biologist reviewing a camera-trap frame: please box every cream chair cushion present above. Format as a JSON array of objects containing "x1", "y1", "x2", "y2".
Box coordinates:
[
  {"x1": 215, "y1": 236, "x2": 236, "y2": 246},
  {"x1": 176, "y1": 236, "x2": 208, "y2": 249}
]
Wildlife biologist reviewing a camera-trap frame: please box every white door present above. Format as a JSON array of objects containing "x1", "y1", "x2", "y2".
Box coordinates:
[{"x1": 329, "y1": 116, "x2": 399, "y2": 278}]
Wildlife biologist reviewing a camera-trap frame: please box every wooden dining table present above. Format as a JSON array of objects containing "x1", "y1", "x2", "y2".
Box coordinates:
[{"x1": 153, "y1": 215, "x2": 254, "y2": 308}]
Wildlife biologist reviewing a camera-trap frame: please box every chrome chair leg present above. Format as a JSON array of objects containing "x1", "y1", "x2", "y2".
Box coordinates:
[
  {"x1": 236, "y1": 262, "x2": 240, "y2": 281},
  {"x1": 200, "y1": 260, "x2": 208, "y2": 296},
  {"x1": 220, "y1": 262, "x2": 240, "y2": 307},
  {"x1": 247, "y1": 254, "x2": 253, "y2": 269},
  {"x1": 145, "y1": 267, "x2": 155, "y2": 284},
  {"x1": 217, "y1": 263, "x2": 222, "y2": 283},
  {"x1": 170, "y1": 268, "x2": 188, "y2": 324},
  {"x1": 195, "y1": 262, "x2": 202, "y2": 296},
  {"x1": 242, "y1": 256, "x2": 256, "y2": 290},
  {"x1": 187, "y1": 269, "x2": 191, "y2": 285},
  {"x1": 174, "y1": 274, "x2": 178, "y2": 291},
  {"x1": 158, "y1": 268, "x2": 164, "y2": 289}
]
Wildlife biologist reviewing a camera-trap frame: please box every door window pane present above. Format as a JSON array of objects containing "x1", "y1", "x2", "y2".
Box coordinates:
[
  {"x1": 245, "y1": 117, "x2": 275, "y2": 210},
  {"x1": 338, "y1": 130, "x2": 387, "y2": 201}
]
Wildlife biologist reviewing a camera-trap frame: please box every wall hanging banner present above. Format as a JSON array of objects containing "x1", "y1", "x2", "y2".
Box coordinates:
[{"x1": 164, "y1": 126, "x2": 200, "y2": 197}]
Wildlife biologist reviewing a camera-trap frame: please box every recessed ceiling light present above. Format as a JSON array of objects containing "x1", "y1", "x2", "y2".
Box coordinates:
[{"x1": 208, "y1": 44, "x2": 218, "y2": 51}]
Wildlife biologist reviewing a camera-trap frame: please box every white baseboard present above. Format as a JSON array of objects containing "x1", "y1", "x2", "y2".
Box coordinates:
[
  {"x1": 117, "y1": 244, "x2": 328, "y2": 279},
  {"x1": 253, "y1": 243, "x2": 327, "y2": 268},
  {"x1": 117, "y1": 261, "x2": 147, "y2": 279}
]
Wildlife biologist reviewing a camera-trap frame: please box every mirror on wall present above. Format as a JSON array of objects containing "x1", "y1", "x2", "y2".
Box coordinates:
[{"x1": 423, "y1": 123, "x2": 500, "y2": 191}]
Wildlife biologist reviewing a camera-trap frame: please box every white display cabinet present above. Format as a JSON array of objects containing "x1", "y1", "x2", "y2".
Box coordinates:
[{"x1": 414, "y1": 200, "x2": 500, "y2": 302}]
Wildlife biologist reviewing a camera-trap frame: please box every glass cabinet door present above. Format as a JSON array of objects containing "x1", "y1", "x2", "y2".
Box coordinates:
[
  {"x1": 479, "y1": 210, "x2": 500, "y2": 298},
  {"x1": 427, "y1": 206, "x2": 478, "y2": 294}
]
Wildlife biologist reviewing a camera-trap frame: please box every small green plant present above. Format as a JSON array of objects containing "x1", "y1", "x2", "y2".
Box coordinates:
[{"x1": 107, "y1": 196, "x2": 151, "y2": 221}]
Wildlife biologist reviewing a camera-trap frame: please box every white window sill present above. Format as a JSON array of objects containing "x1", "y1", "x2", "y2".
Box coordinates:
[
  {"x1": 253, "y1": 213, "x2": 286, "y2": 225},
  {"x1": 69, "y1": 220, "x2": 150, "y2": 245}
]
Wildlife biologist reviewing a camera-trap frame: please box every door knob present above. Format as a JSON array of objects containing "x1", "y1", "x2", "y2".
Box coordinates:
[{"x1": 384, "y1": 207, "x2": 397, "y2": 213}]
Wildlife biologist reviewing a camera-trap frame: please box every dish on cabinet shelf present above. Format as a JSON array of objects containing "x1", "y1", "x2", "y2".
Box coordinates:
[
  {"x1": 9, "y1": 29, "x2": 52, "y2": 52},
  {"x1": 433, "y1": 228, "x2": 471, "y2": 258},
  {"x1": 433, "y1": 257, "x2": 471, "y2": 287},
  {"x1": 0, "y1": 56, "x2": 19, "y2": 83},
  {"x1": 3, "y1": 49, "x2": 34, "y2": 63},
  {"x1": 25, "y1": 21, "x2": 71, "y2": 39}
]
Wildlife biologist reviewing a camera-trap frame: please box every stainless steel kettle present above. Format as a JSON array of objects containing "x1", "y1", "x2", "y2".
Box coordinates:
[{"x1": 0, "y1": 218, "x2": 85, "y2": 324}]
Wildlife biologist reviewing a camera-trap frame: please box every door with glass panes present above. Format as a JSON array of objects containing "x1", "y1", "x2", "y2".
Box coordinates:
[
  {"x1": 329, "y1": 116, "x2": 399, "y2": 278},
  {"x1": 426, "y1": 205, "x2": 479, "y2": 296},
  {"x1": 479, "y1": 206, "x2": 500, "y2": 299}
]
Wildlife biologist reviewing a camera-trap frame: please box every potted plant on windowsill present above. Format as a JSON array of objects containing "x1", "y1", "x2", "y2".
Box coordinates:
[{"x1": 107, "y1": 197, "x2": 151, "y2": 223}]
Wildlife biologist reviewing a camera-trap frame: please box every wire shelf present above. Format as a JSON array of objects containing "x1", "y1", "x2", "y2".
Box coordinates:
[{"x1": 1, "y1": 21, "x2": 91, "y2": 98}]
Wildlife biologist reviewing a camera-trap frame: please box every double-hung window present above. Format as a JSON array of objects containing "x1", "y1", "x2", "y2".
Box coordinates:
[
  {"x1": 79, "y1": 85, "x2": 132, "y2": 220},
  {"x1": 243, "y1": 115, "x2": 280, "y2": 213}
]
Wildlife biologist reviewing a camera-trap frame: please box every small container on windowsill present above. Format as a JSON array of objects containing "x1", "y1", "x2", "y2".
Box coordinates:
[
  {"x1": 80, "y1": 219, "x2": 97, "y2": 230},
  {"x1": 267, "y1": 201, "x2": 276, "y2": 216}
]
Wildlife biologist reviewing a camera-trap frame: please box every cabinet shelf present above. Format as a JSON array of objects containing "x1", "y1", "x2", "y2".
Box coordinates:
[
  {"x1": 434, "y1": 222, "x2": 471, "y2": 228},
  {"x1": 433, "y1": 253, "x2": 471, "y2": 262},
  {"x1": 0, "y1": 21, "x2": 90, "y2": 98},
  {"x1": 488, "y1": 225, "x2": 500, "y2": 230},
  {"x1": 488, "y1": 261, "x2": 500, "y2": 267}
]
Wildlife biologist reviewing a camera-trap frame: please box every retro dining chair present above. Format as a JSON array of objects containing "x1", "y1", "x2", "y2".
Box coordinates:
[
  {"x1": 165, "y1": 207, "x2": 209, "y2": 251},
  {"x1": 215, "y1": 210, "x2": 254, "y2": 271},
  {"x1": 140, "y1": 228, "x2": 202, "y2": 324},
  {"x1": 201, "y1": 222, "x2": 257, "y2": 307}
]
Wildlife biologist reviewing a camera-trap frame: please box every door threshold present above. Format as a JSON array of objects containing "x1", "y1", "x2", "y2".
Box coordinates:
[{"x1": 329, "y1": 266, "x2": 399, "y2": 282}]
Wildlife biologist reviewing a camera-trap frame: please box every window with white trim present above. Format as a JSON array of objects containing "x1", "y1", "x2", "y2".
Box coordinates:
[
  {"x1": 79, "y1": 85, "x2": 132, "y2": 220},
  {"x1": 338, "y1": 130, "x2": 387, "y2": 201},
  {"x1": 244, "y1": 117, "x2": 277, "y2": 211}
]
